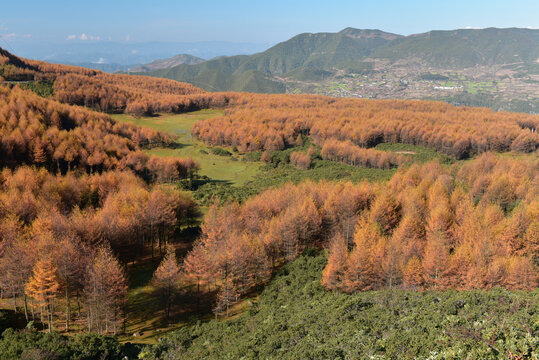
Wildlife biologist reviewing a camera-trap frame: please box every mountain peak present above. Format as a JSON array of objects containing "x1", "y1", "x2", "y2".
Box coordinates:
[{"x1": 339, "y1": 28, "x2": 403, "y2": 40}]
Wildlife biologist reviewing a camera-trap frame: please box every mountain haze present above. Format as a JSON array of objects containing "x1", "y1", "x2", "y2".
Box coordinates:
[{"x1": 130, "y1": 54, "x2": 205, "y2": 72}]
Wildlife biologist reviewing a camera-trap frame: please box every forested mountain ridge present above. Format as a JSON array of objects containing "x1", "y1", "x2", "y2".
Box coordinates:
[
  {"x1": 142, "y1": 27, "x2": 539, "y2": 112},
  {"x1": 143, "y1": 28, "x2": 402, "y2": 91},
  {"x1": 370, "y1": 27, "x2": 539, "y2": 68},
  {"x1": 146, "y1": 27, "x2": 538, "y2": 83}
]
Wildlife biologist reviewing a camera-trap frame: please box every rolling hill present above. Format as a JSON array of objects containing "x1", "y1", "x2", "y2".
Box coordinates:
[{"x1": 130, "y1": 54, "x2": 205, "y2": 72}]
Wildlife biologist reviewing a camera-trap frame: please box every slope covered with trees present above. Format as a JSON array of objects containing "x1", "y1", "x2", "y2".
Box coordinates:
[
  {"x1": 0, "y1": 86, "x2": 201, "y2": 180},
  {"x1": 1, "y1": 47, "x2": 239, "y2": 116},
  {"x1": 0, "y1": 70, "x2": 202, "y2": 336},
  {"x1": 143, "y1": 27, "x2": 539, "y2": 94},
  {"x1": 0, "y1": 166, "x2": 198, "y2": 333},
  {"x1": 0, "y1": 47, "x2": 538, "y2": 356},
  {"x1": 182, "y1": 154, "x2": 538, "y2": 313},
  {"x1": 192, "y1": 94, "x2": 539, "y2": 160}
]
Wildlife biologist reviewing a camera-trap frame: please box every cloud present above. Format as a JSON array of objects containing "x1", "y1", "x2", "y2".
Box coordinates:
[
  {"x1": 125, "y1": 35, "x2": 131, "y2": 41},
  {"x1": 67, "y1": 33, "x2": 101, "y2": 41},
  {"x1": 22, "y1": 34, "x2": 32, "y2": 38},
  {"x1": 2, "y1": 33, "x2": 16, "y2": 38},
  {"x1": 131, "y1": 49, "x2": 138, "y2": 54},
  {"x1": 96, "y1": 57, "x2": 106, "y2": 64}
]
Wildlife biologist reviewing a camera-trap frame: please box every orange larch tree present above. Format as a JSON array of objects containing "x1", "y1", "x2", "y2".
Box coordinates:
[
  {"x1": 152, "y1": 245, "x2": 181, "y2": 319},
  {"x1": 25, "y1": 258, "x2": 60, "y2": 332}
]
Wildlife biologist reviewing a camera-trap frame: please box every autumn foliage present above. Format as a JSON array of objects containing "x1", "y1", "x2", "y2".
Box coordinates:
[
  {"x1": 289, "y1": 151, "x2": 311, "y2": 170},
  {"x1": 321, "y1": 139, "x2": 407, "y2": 169},
  {"x1": 0, "y1": 166, "x2": 198, "y2": 332},
  {"x1": 192, "y1": 94, "x2": 538, "y2": 159},
  {"x1": 0, "y1": 86, "x2": 198, "y2": 180},
  {"x1": 1, "y1": 46, "x2": 538, "y2": 334},
  {"x1": 182, "y1": 154, "x2": 538, "y2": 310},
  {"x1": 52, "y1": 73, "x2": 236, "y2": 115},
  {"x1": 152, "y1": 246, "x2": 181, "y2": 319}
]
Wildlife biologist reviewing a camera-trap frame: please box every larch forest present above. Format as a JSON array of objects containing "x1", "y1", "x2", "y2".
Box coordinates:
[{"x1": 0, "y1": 13, "x2": 538, "y2": 360}]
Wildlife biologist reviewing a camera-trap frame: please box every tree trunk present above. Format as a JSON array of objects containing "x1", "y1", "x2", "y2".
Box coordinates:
[
  {"x1": 23, "y1": 294, "x2": 29, "y2": 322},
  {"x1": 47, "y1": 303, "x2": 52, "y2": 333},
  {"x1": 151, "y1": 223, "x2": 154, "y2": 260},
  {"x1": 65, "y1": 285, "x2": 70, "y2": 332}
]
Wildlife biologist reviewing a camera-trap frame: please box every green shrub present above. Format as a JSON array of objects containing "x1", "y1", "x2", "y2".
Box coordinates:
[
  {"x1": 209, "y1": 147, "x2": 232, "y2": 156},
  {"x1": 141, "y1": 252, "x2": 539, "y2": 360},
  {"x1": 0, "y1": 328, "x2": 137, "y2": 360}
]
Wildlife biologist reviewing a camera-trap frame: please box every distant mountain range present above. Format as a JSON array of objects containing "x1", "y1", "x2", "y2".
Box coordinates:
[
  {"x1": 130, "y1": 54, "x2": 205, "y2": 72},
  {"x1": 11, "y1": 41, "x2": 271, "y2": 68},
  {"x1": 137, "y1": 27, "x2": 539, "y2": 96}
]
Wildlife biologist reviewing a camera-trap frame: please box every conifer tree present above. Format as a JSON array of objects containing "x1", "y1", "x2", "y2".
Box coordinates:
[
  {"x1": 25, "y1": 258, "x2": 59, "y2": 332},
  {"x1": 152, "y1": 245, "x2": 180, "y2": 319},
  {"x1": 84, "y1": 247, "x2": 127, "y2": 334}
]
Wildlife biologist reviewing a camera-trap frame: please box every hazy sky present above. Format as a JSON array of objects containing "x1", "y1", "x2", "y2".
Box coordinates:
[{"x1": 2, "y1": 0, "x2": 538, "y2": 47}]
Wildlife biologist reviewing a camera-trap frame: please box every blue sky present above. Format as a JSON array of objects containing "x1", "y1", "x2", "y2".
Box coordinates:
[{"x1": 1, "y1": 0, "x2": 538, "y2": 46}]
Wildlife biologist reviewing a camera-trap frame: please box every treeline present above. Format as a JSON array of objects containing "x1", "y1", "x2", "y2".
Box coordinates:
[
  {"x1": 0, "y1": 86, "x2": 198, "y2": 180},
  {"x1": 0, "y1": 48, "x2": 39, "y2": 82},
  {"x1": 1, "y1": 47, "x2": 242, "y2": 115},
  {"x1": 323, "y1": 154, "x2": 538, "y2": 292},
  {"x1": 0, "y1": 167, "x2": 199, "y2": 333},
  {"x1": 321, "y1": 139, "x2": 407, "y2": 169},
  {"x1": 52, "y1": 73, "x2": 236, "y2": 115},
  {"x1": 191, "y1": 94, "x2": 539, "y2": 159},
  {"x1": 181, "y1": 154, "x2": 538, "y2": 313}
]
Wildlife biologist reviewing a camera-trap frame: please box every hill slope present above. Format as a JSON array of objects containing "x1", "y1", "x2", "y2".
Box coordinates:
[
  {"x1": 140, "y1": 252, "x2": 539, "y2": 360},
  {"x1": 371, "y1": 27, "x2": 539, "y2": 68},
  {"x1": 142, "y1": 27, "x2": 539, "y2": 112},
  {"x1": 131, "y1": 54, "x2": 205, "y2": 72},
  {"x1": 143, "y1": 29, "x2": 401, "y2": 92}
]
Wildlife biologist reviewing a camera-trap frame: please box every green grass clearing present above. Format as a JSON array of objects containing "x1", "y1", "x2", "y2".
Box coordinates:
[
  {"x1": 112, "y1": 111, "x2": 262, "y2": 186},
  {"x1": 374, "y1": 142, "x2": 454, "y2": 164}
]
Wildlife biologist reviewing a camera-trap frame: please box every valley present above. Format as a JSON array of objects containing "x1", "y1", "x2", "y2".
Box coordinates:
[{"x1": 281, "y1": 61, "x2": 539, "y2": 113}]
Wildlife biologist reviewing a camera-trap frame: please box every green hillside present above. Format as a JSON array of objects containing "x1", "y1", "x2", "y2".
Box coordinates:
[
  {"x1": 235, "y1": 28, "x2": 401, "y2": 74},
  {"x1": 142, "y1": 29, "x2": 400, "y2": 92},
  {"x1": 142, "y1": 27, "x2": 539, "y2": 94},
  {"x1": 371, "y1": 27, "x2": 539, "y2": 68},
  {"x1": 139, "y1": 251, "x2": 539, "y2": 360}
]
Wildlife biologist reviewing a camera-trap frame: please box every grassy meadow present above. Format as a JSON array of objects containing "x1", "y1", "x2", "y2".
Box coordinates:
[{"x1": 112, "y1": 110, "x2": 261, "y2": 186}]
